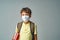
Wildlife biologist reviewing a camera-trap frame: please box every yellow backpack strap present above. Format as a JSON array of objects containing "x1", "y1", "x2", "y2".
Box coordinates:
[{"x1": 17, "y1": 22, "x2": 23, "y2": 33}]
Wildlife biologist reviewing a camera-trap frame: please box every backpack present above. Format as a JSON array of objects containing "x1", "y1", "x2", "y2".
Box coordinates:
[{"x1": 17, "y1": 21, "x2": 34, "y2": 40}]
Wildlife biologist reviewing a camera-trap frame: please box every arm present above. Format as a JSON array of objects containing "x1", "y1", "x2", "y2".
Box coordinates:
[
  {"x1": 34, "y1": 34, "x2": 37, "y2": 40},
  {"x1": 34, "y1": 24, "x2": 37, "y2": 40},
  {"x1": 12, "y1": 25, "x2": 19, "y2": 40}
]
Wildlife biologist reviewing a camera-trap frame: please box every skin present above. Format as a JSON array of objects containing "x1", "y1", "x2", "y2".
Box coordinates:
[
  {"x1": 21, "y1": 11, "x2": 37, "y2": 40},
  {"x1": 21, "y1": 11, "x2": 31, "y2": 17},
  {"x1": 21, "y1": 11, "x2": 31, "y2": 24}
]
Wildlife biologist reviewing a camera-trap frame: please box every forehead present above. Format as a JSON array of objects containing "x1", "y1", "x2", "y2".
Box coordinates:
[{"x1": 22, "y1": 11, "x2": 29, "y2": 14}]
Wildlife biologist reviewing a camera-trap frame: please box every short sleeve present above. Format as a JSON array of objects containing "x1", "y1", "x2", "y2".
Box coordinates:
[
  {"x1": 34, "y1": 23, "x2": 37, "y2": 34},
  {"x1": 15, "y1": 25, "x2": 19, "y2": 33}
]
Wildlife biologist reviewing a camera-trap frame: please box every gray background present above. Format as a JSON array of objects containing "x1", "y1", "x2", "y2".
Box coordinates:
[{"x1": 0, "y1": 0, "x2": 60, "y2": 40}]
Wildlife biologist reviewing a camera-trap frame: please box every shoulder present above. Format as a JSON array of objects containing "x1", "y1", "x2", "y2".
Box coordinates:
[
  {"x1": 30, "y1": 21, "x2": 37, "y2": 26},
  {"x1": 17, "y1": 21, "x2": 23, "y2": 24},
  {"x1": 17, "y1": 21, "x2": 23, "y2": 27}
]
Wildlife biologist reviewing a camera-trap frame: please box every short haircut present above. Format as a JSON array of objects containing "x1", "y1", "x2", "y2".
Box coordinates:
[{"x1": 20, "y1": 7, "x2": 32, "y2": 15}]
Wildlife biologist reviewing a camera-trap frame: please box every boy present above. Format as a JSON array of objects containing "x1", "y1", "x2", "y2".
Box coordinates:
[{"x1": 12, "y1": 7, "x2": 37, "y2": 40}]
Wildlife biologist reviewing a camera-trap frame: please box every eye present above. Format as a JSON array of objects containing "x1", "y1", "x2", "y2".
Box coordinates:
[
  {"x1": 25, "y1": 13, "x2": 29, "y2": 16},
  {"x1": 22, "y1": 14, "x2": 24, "y2": 16},
  {"x1": 26, "y1": 14, "x2": 28, "y2": 15}
]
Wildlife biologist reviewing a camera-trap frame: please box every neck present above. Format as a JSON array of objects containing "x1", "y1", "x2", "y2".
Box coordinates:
[{"x1": 24, "y1": 21, "x2": 30, "y2": 24}]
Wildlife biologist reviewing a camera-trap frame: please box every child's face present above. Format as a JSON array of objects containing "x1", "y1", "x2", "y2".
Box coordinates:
[
  {"x1": 21, "y1": 11, "x2": 31, "y2": 18},
  {"x1": 21, "y1": 12, "x2": 31, "y2": 22}
]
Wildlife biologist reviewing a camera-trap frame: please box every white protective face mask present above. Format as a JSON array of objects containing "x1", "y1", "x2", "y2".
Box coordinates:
[{"x1": 22, "y1": 16, "x2": 30, "y2": 22}]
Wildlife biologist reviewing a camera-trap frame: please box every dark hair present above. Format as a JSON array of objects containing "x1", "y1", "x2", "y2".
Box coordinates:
[{"x1": 20, "y1": 7, "x2": 32, "y2": 15}]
